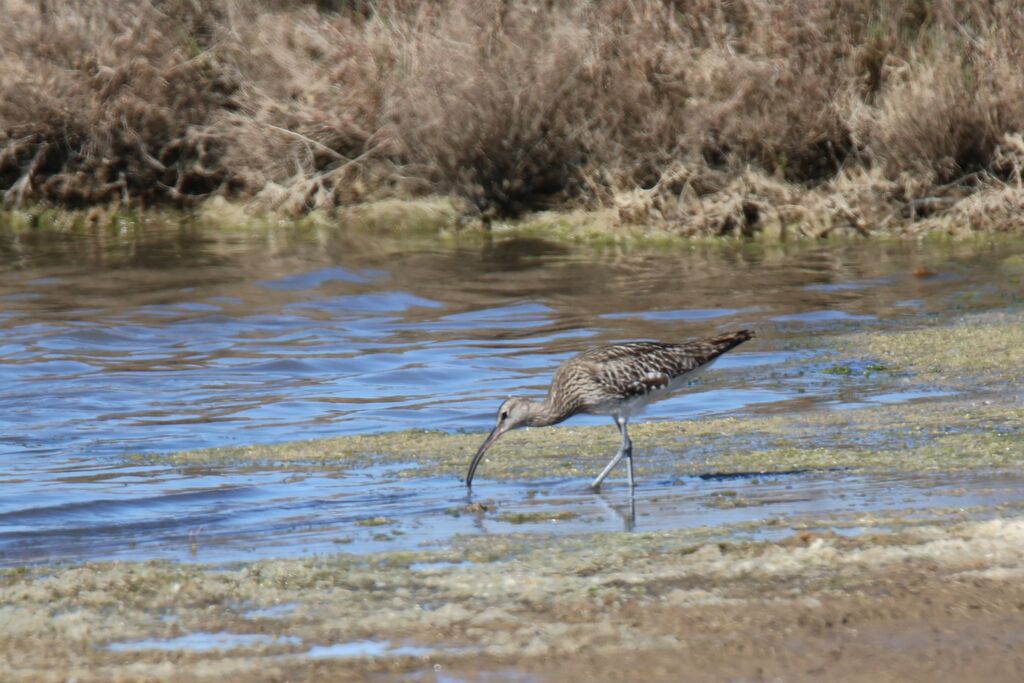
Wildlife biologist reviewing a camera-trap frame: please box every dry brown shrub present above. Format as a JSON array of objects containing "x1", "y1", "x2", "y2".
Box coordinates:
[
  {"x1": 910, "y1": 184, "x2": 1024, "y2": 236},
  {"x1": 215, "y1": 6, "x2": 399, "y2": 214},
  {"x1": 852, "y1": 50, "x2": 1024, "y2": 189},
  {"x1": 3, "y1": 0, "x2": 1024, "y2": 237},
  {"x1": 382, "y1": 0, "x2": 859, "y2": 217},
  {"x1": 0, "y1": 0, "x2": 240, "y2": 207},
  {"x1": 383, "y1": 1, "x2": 597, "y2": 218}
]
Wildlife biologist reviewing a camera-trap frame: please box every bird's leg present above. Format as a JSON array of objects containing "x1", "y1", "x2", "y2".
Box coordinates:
[
  {"x1": 591, "y1": 448, "x2": 623, "y2": 491},
  {"x1": 591, "y1": 416, "x2": 631, "y2": 491},
  {"x1": 626, "y1": 486, "x2": 636, "y2": 531},
  {"x1": 621, "y1": 418, "x2": 635, "y2": 489}
]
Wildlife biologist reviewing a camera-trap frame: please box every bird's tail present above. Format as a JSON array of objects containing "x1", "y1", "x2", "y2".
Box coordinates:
[{"x1": 691, "y1": 329, "x2": 755, "y2": 365}]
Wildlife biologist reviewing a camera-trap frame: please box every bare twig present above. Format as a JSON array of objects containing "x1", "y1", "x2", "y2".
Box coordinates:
[{"x1": 261, "y1": 123, "x2": 348, "y2": 163}]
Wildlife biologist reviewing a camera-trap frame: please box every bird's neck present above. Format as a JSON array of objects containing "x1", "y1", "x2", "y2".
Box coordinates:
[{"x1": 525, "y1": 397, "x2": 569, "y2": 427}]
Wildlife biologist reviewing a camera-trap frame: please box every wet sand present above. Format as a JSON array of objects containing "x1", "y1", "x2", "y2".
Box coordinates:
[{"x1": 2, "y1": 512, "x2": 1024, "y2": 682}]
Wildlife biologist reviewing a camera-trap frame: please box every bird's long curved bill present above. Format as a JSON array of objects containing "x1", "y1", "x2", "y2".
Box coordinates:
[{"x1": 465, "y1": 426, "x2": 501, "y2": 487}]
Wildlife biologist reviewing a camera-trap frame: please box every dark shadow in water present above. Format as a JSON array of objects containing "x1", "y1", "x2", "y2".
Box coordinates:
[{"x1": 696, "y1": 467, "x2": 848, "y2": 481}]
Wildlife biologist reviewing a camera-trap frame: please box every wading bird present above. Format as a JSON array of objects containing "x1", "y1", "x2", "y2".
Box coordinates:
[{"x1": 465, "y1": 329, "x2": 754, "y2": 490}]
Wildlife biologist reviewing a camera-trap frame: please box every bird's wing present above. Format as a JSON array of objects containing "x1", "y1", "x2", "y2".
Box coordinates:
[
  {"x1": 621, "y1": 370, "x2": 673, "y2": 399},
  {"x1": 554, "y1": 335, "x2": 752, "y2": 409},
  {"x1": 585, "y1": 343, "x2": 686, "y2": 400}
]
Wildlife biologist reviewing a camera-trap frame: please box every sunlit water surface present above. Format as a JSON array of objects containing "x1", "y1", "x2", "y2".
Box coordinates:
[{"x1": 1, "y1": 221, "x2": 1022, "y2": 565}]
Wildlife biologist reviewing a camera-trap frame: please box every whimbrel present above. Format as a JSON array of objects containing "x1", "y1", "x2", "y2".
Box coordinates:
[{"x1": 465, "y1": 329, "x2": 754, "y2": 490}]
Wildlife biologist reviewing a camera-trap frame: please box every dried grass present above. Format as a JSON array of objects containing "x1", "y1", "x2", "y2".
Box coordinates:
[
  {"x1": 2, "y1": 0, "x2": 1024, "y2": 235},
  {"x1": 0, "y1": 0, "x2": 240, "y2": 206}
]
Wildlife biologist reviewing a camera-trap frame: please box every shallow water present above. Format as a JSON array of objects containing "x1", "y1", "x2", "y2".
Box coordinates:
[
  {"x1": 5, "y1": 459, "x2": 1023, "y2": 564},
  {"x1": 107, "y1": 632, "x2": 462, "y2": 661},
  {"x1": 1, "y1": 220, "x2": 1023, "y2": 565},
  {"x1": 107, "y1": 632, "x2": 301, "y2": 653}
]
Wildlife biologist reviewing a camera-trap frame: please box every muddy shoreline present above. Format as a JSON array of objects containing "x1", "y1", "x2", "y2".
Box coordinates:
[
  {"x1": 3, "y1": 513, "x2": 1023, "y2": 682},
  {"x1": 5, "y1": 195, "x2": 1024, "y2": 246}
]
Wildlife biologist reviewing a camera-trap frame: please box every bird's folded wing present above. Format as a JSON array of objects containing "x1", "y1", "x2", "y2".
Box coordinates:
[{"x1": 616, "y1": 371, "x2": 672, "y2": 399}]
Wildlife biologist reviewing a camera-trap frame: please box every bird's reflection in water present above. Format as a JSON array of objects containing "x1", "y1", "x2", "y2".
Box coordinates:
[{"x1": 596, "y1": 490, "x2": 637, "y2": 532}]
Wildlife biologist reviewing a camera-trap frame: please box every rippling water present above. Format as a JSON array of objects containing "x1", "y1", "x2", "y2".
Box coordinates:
[{"x1": 1, "y1": 220, "x2": 1022, "y2": 564}]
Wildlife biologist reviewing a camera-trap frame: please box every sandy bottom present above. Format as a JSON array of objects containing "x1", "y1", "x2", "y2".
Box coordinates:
[{"x1": 3, "y1": 511, "x2": 1024, "y2": 682}]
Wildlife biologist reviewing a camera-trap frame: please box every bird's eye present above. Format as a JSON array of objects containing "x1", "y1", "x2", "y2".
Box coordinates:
[{"x1": 500, "y1": 410, "x2": 509, "y2": 420}]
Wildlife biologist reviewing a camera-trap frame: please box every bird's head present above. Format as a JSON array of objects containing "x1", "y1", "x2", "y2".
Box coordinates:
[{"x1": 465, "y1": 397, "x2": 534, "y2": 487}]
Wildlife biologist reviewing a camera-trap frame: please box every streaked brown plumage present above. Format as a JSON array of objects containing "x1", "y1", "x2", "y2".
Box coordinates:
[{"x1": 465, "y1": 329, "x2": 754, "y2": 490}]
